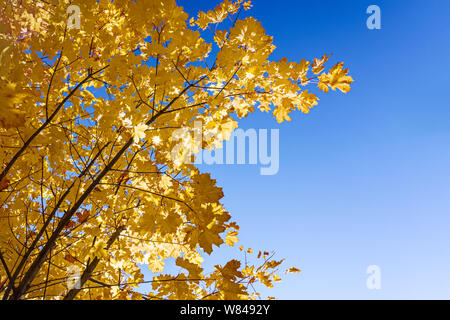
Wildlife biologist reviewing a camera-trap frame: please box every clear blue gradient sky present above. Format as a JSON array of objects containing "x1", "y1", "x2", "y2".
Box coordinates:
[{"x1": 143, "y1": 0, "x2": 450, "y2": 299}]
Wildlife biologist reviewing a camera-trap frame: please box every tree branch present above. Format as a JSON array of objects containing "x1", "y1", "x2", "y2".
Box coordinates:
[
  {"x1": 0, "y1": 65, "x2": 109, "y2": 182},
  {"x1": 63, "y1": 226, "x2": 125, "y2": 300},
  {"x1": 7, "y1": 76, "x2": 204, "y2": 300}
]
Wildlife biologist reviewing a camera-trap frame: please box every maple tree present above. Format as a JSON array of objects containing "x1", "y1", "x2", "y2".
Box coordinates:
[{"x1": 0, "y1": 0, "x2": 353, "y2": 300}]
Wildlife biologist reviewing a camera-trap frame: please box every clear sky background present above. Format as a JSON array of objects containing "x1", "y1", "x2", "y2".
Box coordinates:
[{"x1": 142, "y1": 0, "x2": 450, "y2": 299}]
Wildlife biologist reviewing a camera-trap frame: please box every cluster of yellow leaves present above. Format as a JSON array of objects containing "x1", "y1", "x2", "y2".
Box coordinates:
[
  {"x1": 0, "y1": 0, "x2": 351, "y2": 300},
  {"x1": 0, "y1": 82, "x2": 28, "y2": 129},
  {"x1": 190, "y1": 0, "x2": 252, "y2": 30},
  {"x1": 151, "y1": 249, "x2": 291, "y2": 300},
  {"x1": 318, "y1": 62, "x2": 354, "y2": 93}
]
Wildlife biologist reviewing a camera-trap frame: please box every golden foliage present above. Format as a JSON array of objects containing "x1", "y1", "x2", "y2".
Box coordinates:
[{"x1": 0, "y1": 0, "x2": 351, "y2": 300}]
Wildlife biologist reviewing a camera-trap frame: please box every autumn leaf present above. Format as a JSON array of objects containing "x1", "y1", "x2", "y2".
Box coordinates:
[
  {"x1": 311, "y1": 53, "x2": 331, "y2": 74},
  {"x1": 64, "y1": 220, "x2": 77, "y2": 230},
  {"x1": 318, "y1": 62, "x2": 354, "y2": 93},
  {"x1": 133, "y1": 123, "x2": 148, "y2": 144},
  {"x1": 64, "y1": 254, "x2": 77, "y2": 263},
  {"x1": 225, "y1": 230, "x2": 239, "y2": 246},
  {"x1": 286, "y1": 267, "x2": 301, "y2": 274},
  {"x1": 243, "y1": 1, "x2": 253, "y2": 10},
  {"x1": 76, "y1": 209, "x2": 90, "y2": 224},
  {"x1": 0, "y1": 177, "x2": 9, "y2": 191},
  {"x1": 0, "y1": 82, "x2": 27, "y2": 129}
]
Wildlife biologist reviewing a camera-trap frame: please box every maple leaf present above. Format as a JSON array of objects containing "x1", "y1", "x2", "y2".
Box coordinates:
[
  {"x1": 0, "y1": 83, "x2": 27, "y2": 129},
  {"x1": 225, "y1": 230, "x2": 239, "y2": 246},
  {"x1": 286, "y1": 267, "x2": 301, "y2": 274},
  {"x1": 199, "y1": 228, "x2": 223, "y2": 254},
  {"x1": 176, "y1": 257, "x2": 203, "y2": 278},
  {"x1": 318, "y1": 62, "x2": 354, "y2": 93},
  {"x1": 311, "y1": 53, "x2": 331, "y2": 74},
  {"x1": 132, "y1": 123, "x2": 148, "y2": 144},
  {"x1": 76, "y1": 209, "x2": 90, "y2": 224},
  {"x1": 216, "y1": 260, "x2": 243, "y2": 281},
  {"x1": 64, "y1": 254, "x2": 77, "y2": 263}
]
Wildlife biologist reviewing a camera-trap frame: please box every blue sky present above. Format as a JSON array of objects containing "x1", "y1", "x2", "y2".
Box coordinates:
[{"x1": 164, "y1": 0, "x2": 450, "y2": 299}]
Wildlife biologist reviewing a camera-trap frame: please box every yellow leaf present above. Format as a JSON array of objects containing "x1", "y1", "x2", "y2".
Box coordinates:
[
  {"x1": 286, "y1": 267, "x2": 301, "y2": 274},
  {"x1": 225, "y1": 230, "x2": 239, "y2": 246}
]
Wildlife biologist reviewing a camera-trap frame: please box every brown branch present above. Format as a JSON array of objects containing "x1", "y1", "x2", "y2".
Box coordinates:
[
  {"x1": 0, "y1": 252, "x2": 15, "y2": 294},
  {"x1": 45, "y1": 34, "x2": 65, "y2": 120},
  {"x1": 0, "y1": 65, "x2": 109, "y2": 182},
  {"x1": 2, "y1": 142, "x2": 111, "y2": 300},
  {"x1": 215, "y1": 64, "x2": 241, "y2": 98}
]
